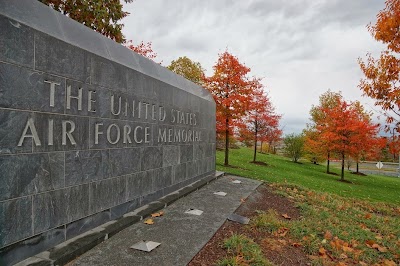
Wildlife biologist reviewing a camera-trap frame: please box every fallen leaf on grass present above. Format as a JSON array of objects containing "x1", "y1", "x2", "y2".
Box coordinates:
[
  {"x1": 240, "y1": 198, "x2": 246, "y2": 203},
  {"x1": 372, "y1": 243, "x2": 387, "y2": 252},
  {"x1": 364, "y1": 213, "x2": 372, "y2": 219},
  {"x1": 359, "y1": 223, "x2": 369, "y2": 230},
  {"x1": 342, "y1": 244, "x2": 354, "y2": 253},
  {"x1": 144, "y1": 219, "x2": 154, "y2": 225},
  {"x1": 365, "y1": 239, "x2": 376, "y2": 248},
  {"x1": 261, "y1": 238, "x2": 282, "y2": 251},
  {"x1": 324, "y1": 230, "x2": 333, "y2": 240},
  {"x1": 151, "y1": 211, "x2": 164, "y2": 218},
  {"x1": 291, "y1": 242, "x2": 301, "y2": 247},
  {"x1": 336, "y1": 262, "x2": 347, "y2": 266},
  {"x1": 339, "y1": 253, "x2": 348, "y2": 259},
  {"x1": 275, "y1": 227, "x2": 289, "y2": 237},
  {"x1": 319, "y1": 247, "x2": 328, "y2": 258},
  {"x1": 330, "y1": 237, "x2": 344, "y2": 250},
  {"x1": 282, "y1": 213, "x2": 291, "y2": 220},
  {"x1": 234, "y1": 254, "x2": 245, "y2": 264},
  {"x1": 358, "y1": 261, "x2": 368, "y2": 266},
  {"x1": 382, "y1": 259, "x2": 397, "y2": 266}
]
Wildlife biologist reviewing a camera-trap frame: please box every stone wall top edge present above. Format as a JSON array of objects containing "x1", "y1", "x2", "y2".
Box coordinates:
[{"x1": 0, "y1": 0, "x2": 215, "y2": 104}]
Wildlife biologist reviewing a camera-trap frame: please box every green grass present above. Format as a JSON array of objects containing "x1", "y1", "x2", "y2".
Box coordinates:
[
  {"x1": 217, "y1": 234, "x2": 273, "y2": 266},
  {"x1": 216, "y1": 148, "x2": 400, "y2": 204},
  {"x1": 268, "y1": 184, "x2": 400, "y2": 265}
]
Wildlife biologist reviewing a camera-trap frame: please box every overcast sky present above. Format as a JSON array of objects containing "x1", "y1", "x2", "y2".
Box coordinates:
[{"x1": 122, "y1": 0, "x2": 387, "y2": 134}]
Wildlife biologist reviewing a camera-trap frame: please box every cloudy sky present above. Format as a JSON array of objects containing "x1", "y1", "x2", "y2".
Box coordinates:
[{"x1": 122, "y1": 0, "x2": 387, "y2": 134}]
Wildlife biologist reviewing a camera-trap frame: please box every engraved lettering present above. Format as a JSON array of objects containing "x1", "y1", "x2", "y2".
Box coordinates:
[
  {"x1": 168, "y1": 128, "x2": 173, "y2": 143},
  {"x1": 107, "y1": 123, "x2": 120, "y2": 144},
  {"x1": 66, "y1": 85, "x2": 83, "y2": 111},
  {"x1": 158, "y1": 128, "x2": 167, "y2": 143},
  {"x1": 48, "y1": 119, "x2": 54, "y2": 146},
  {"x1": 94, "y1": 123, "x2": 103, "y2": 145},
  {"x1": 44, "y1": 80, "x2": 60, "y2": 107},
  {"x1": 134, "y1": 126, "x2": 143, "y2": 144},
  {"x1": 18, "y1": 118, "x2": 41, "y2": 146},
  {"x1": 123, "y1": 99, "x2": 129, "y2": 117},
  {"x1": 174, "y1": 129, "x2": 181, "y2": 142},
  {"x1": 151, "y1": 105, "x2": 157, "y2": 120},
  {"x1": 123, "y1": 125, "x2": 132, "y2": 144},
  {"x1": 188, "y1": 130, "x2": 193, "y2": 142},
  {"x1": 182, "y1": 129, "x2": 187, "y2": 142},
  {"x1": 179, "y1": 111, "x2": 185, "y2": 124},
  {"x1": 88, "y1": 90, "x2": 96, "y2": 112},
  {"x1": 193, "y1": 114, "x2": 197, "y2": 125},
  {"x1": 62, "y1": 120, "x2": 76, "y2": 145},
  {"x1": 145, "y1": 127, "x2": 150, "y2": 143},
  {"x1": 144, "y1": 102, "x2": 150, "y2": 119},
  {"x1": 186, "y1": 113, "x2": 190, "y2": 124},
  {"x1": 111, "y1": 95, "x2": 121, "y2": 115},
  {"x1": 159, "y1": 106, "x2": 166, "y2": 121},
  {"x1": 171, "y1": 109, "x2": 176, "y2": 123}
]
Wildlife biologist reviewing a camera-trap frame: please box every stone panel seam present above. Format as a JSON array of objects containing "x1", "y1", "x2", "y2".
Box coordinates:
[
  {"x1": 0, "y1": 107, "x2": 210, "y2": 130},
  {"x1": 33, "y1": 31, "x2": 36, "y2": 70},
  {"x1": 0, "y1": 59, "x2": 90, "y2": 84}
]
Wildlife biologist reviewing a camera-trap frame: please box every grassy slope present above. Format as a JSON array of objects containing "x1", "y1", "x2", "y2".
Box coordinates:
[{"x1": 216, "y1": 148, "x2": 400, "y2": 204}]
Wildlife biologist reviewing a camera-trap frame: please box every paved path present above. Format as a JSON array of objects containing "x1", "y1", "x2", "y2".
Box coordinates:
[{"x1": 69, "y1": 175, "x2": 261, "y2": 266}]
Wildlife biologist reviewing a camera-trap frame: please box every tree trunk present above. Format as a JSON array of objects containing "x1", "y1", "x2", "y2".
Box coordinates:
[
  {"x1": 260, "y1": 141, "x2": 263, "y2": 153},
  {"x1": 356, "y1": 162, "x2": 359, "y2": 173},
  {"x1": 253, "y1": 121, "x2": 258, "y2": 162},
  {"x1": 341, "y1": 153, "x2": 345, "y2": 181},
  {"x1": 327, "y1": 151, "x2": 330, "y2": 173},
  {"x1": 224, "y1": 118, "x2": 229, "y2": 166}
]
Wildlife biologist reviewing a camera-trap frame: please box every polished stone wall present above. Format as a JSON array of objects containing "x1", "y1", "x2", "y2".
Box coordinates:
[{"x1": 0, "y1": 1, "x2": 216, "y2": 264}]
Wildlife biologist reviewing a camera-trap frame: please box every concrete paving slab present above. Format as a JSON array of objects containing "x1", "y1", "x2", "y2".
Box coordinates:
[{"x1": 69, "y1": 175, "x2": 261, "y2": 266}]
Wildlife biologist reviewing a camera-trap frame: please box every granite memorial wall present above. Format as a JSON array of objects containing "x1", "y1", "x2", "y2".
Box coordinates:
[{"x1": 0, "y1": 1, "x2": 216, "y2": 264}]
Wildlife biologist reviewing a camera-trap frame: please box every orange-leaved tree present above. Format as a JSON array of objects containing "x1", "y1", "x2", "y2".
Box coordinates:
[
  {"x1": 126, "y1": 40, "x2": 158, "y2": 61},
  {"x1": 318, "y1": 98, "x2": 380, "y2": 181},
  {"x1": 348, "y1": 101, "x2": 381, "y2": 173},
  {"x1": 303, "y1": 126, "x2": 326, "y2": 164},
  {"x1": 237, "y1": 78, "x2": 281, "y2": 162},
  {"x1": 359, "y1": 0, "x2": 400, "y2": 130},
  {"x1": 308, "y1": 90, "x2": 343, "y2": 173},
  {"x1": 261, "y1": 127, "x2": 282, "y2": 154},
  {"x1": 205, "y1": 51, "x2": 252, "y2": 166}
]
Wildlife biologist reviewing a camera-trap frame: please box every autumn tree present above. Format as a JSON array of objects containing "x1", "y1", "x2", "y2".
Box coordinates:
[
  {"x1": 126, "y1": 40, "x2": 158, "y2": 61},
  {"x1": 167, "y1": 56, "x2": 205, "y2": 85},
  {"x1": 359, "y1": 0, "x2": 400, "y2": 130},
  {"x1": 317, "y1": 98, "x2": 380, "y2": 181},
  {"x1": 261, "y1": 127, "x2": 282, "y2": 154},
  {"x1": 237, "y1": 78, "x2": 281, "y2": 162},
  {"x1": 303, "y1": 126, "x2": 326, "y2": 164},
  {"x1": 283, "y1": 133, "x2": 304, "y2": 163},
  {"x1": 388, "y1": 134, "x2": 400, "y2": 161},
  {"x1": 205, "y1": 51, "x2": 252, "y2": 166},
  {"x1": 308, "y1": 90, "x2": 343, "y2": 173},
  {"x1": 39, "y1": 0, "x2": 133, "y2": 43},
  {"x1": 348, "y1": 101, "x2": 381, "y2": 173}
]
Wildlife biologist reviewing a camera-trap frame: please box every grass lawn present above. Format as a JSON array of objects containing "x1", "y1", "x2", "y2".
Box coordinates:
[
  {"x1": 213, "y1": 148, "x2": 400, "y2": 265},
  {"x1": 216, "y1": 148, "x2": 400, "y2": 204}
]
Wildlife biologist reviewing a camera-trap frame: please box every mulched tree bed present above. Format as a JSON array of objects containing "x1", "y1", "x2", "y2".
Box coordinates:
[{"x1": 188, "y1": 184, "x2": 311, "y2": 266}]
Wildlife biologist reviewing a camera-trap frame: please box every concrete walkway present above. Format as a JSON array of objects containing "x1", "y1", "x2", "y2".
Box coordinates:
[{"x1": 69, "y1": 175, "x2": 261, "y2": 266}]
